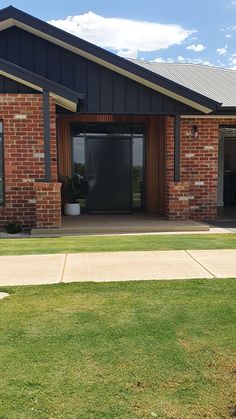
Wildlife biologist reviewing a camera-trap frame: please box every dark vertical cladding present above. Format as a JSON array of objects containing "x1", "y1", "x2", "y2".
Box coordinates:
[
  {"x1": 43, "y1": 90, "x2": 51, "y2": 182},
  {"x1": 0, "y1": 26, "x2": 198, "y2": 114},
  {"x1": 174, "y1": 114, "x2": 181, "y2": 182}
]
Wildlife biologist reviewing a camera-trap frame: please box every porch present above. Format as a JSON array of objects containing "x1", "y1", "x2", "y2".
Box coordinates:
[
  {"x1": 32, "y1": 113, "x2": 218, "y2": 232},
  {"x1": 31, "y1": 214, "x2": 209, "y2": 237}
]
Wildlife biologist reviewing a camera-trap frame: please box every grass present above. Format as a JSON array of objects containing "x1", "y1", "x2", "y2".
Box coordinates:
[
  {"x1": 0, "y1": 233, "x2": 236, "y2": 255},
  {"x1": 0, "y1": 280, "x2": 235, "y2": 418}
]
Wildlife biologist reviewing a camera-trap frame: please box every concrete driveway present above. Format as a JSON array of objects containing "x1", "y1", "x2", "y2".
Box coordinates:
[{"x1": 0, "y1": 249, "x2": 235, "y2": 286}]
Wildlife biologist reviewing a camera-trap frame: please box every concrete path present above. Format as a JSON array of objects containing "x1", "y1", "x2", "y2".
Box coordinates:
[
  {"x1": 0, "y1": 254, "x2": 65, "y2": 286},
  {"x1": 0, "y1": 249, "x2": 236, "y2": 286}
]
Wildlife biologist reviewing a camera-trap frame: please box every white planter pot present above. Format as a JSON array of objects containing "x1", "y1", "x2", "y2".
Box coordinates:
[{"x1": 64, "y1": 203, "x2": 80, "y2": 216}]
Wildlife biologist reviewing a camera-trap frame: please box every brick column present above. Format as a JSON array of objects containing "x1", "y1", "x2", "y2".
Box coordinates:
[
  {"x1": 35, "y1": 182, "x2": 61, "y2": 228},
  {"x1": 165, "y1": 116, "x2": 220, "y2": 221},
  {"x1": 167, "y1": 181, "x2": 191, "y2": 220},
  {"x1": 0, "y1": 93, "x2": 59, "y2": 229}
]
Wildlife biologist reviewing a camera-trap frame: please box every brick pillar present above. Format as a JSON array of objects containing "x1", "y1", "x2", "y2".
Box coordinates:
[
  {"x1": 166, "y1": 181, "x2": 191, "y2": 220},
  {"x1": 165, "y1": 116, "x2": 219, "y2": 221},
  {"x1": 35, "y1": 182, "x2": 61, "y2": 228}
]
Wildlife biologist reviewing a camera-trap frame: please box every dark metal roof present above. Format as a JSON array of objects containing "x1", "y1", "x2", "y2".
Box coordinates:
[
  {"x1": 0, "y1": 6, "x2": 222, "y2": 113},
  {"x1": 130, "y1": 60, "x2": 236, "y2": 108},
  {"x1": 0, "y1": 57, "x2": 85, "y2": 110}
]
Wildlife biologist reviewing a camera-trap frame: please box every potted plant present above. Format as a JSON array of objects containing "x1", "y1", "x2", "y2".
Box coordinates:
[{"x1": 60, "y1": 175, "x2": 88, "y2": 216}]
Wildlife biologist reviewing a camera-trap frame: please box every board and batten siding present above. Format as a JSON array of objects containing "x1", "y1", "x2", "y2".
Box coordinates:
[
  {"x1": 57, "y1": 115, "x2": 166, "y2": 215},
  {"x1": 0, "y1": 26, "x2": 197, "y2": 115}
]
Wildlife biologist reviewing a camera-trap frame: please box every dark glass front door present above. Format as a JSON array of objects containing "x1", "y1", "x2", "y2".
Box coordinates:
[
  {"x1": 72, "y1": 123, "x2": 145, "y2": 214},
  {"x1": 87, "y1": 137, "x2": 131, "y2": 212}
]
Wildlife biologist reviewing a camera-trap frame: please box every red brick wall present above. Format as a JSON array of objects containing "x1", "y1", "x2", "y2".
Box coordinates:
[
  {"x1": 165, "y1": 116, "x2": 236, "y2": 220},
  {"x1": 0, "y1": 94, "x2": 59, "y2": 229},
  {"x1": 35, "y1": 182, "x2": 61, "y2": 228}
]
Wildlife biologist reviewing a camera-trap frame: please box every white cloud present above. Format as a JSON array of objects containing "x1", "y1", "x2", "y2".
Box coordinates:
[
  {"x1": 117, "y1": 49, "x2": 138, "y2": 59},
  {"x1": 154, "y1": 57, "x2": 174, "y2": 63},
  {"x1": 192, "y1": 59, "x2": 212, "y2": 66},
  {"x1": 176, "y1": 56, "x2": 214, "y2": 66},
  {"x1": 219, "y1": 53, "x2": 236, "y2": 69},
  {"x1": 153, "y1": 56, "x2": 214, "y2": 66},
  {"x1": 186, "y1": 43, "x2": 206, "y2": 52},
  {"x1": 225, "y1": 34, "x2": 232, "y2": 38},
  {"x1": 48, "y1": 12, "x2": 194, "y2": 55},
  {"x1": 229, "y1": 0, "x2": 236, "y2": 7},
  {"x1": 216, "y1": 44, "x2": 228, "y2": 55},
  {"x1": 228, "y1": 53, "x2": 236, "y2": 68},
  {"x1": 222, "y1": 25, "x2": 236, "y2": 32},
  {"x1": 153, "y1": 57, "x2": 165, "y2": 62}
]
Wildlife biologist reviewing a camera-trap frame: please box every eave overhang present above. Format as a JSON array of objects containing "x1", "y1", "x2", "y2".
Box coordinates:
[
  {"x1": 0, "y1": 6, "x2": 222, "y2": 114},
  {"x1": 0, "y1": 57, "x2": 85, "y2": 111}
]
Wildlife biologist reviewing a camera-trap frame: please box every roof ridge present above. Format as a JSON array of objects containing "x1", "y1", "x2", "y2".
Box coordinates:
[{"x1": 131, "y1": 58, "x2": 236, "y2": 72}]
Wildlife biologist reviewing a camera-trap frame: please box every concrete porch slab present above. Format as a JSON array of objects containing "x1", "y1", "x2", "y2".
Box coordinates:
[
  {"x1": 0, "y1": 254, "x2": 66, "y2": 286},
  {"x1": 63, "y1": 250, "x2": 213, "y2": 283},
  {"x1": 31, "y1": 214, "x2": 209, "y2": 237}
]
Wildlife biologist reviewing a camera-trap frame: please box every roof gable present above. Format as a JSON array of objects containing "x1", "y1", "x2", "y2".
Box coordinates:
[
  {"x1": 0, "y1": 6, "x2": 222, "y2": 114},
  {"x1": 0, "y1": 26, "x2": 204, "y2": 115}
]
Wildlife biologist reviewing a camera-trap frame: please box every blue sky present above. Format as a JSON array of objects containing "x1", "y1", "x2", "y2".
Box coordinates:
[{"x1": 1, "y1": 0, "x2": 236, "y2": 67}]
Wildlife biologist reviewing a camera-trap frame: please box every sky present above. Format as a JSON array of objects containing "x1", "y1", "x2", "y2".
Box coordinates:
[{"x1": 1, "y1": 0, "x2": 236, "y2": 68}]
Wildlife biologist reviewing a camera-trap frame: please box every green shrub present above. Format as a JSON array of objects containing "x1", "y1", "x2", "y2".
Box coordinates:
[{"x1": 4, "y1": 221, "x2": 23, "y2": 234}]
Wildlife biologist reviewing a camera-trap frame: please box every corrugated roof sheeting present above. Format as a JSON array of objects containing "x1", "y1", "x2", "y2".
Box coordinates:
[{"x1": 131, "y1": 60, "x2": 236, "y2": 107}]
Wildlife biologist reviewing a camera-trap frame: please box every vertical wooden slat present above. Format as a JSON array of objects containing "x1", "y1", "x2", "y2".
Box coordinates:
[
  {"x1": 145, "y1": 115, "x2": 165, "y2": 214},
  {"x1": 57, "y1": 119, "x2": 71, "y2": 177}
]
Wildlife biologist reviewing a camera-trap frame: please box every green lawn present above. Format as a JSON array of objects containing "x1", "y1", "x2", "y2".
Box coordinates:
[
  {"x1": 0, "y1": 280, "x2": 235, "y2": 418},
  {"x1": 1, "y1": 233, "x2": 236, "y2": 255}
]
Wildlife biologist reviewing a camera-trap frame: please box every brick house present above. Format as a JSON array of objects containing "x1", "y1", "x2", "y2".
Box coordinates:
[{"x1": 0, "y1": 6, "x2": 235, "y2": 230}]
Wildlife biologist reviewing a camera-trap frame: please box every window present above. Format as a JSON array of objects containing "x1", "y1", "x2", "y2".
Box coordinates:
[
  {"x1": 132, "y1": 135, "x2": 144, "y2": 210},
  {"x1": 0, "y1": 122, "x2": 3, "y2": 205},
  {"x1": 73, "y1": 134, "x2": 85, "y2": 178}
]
